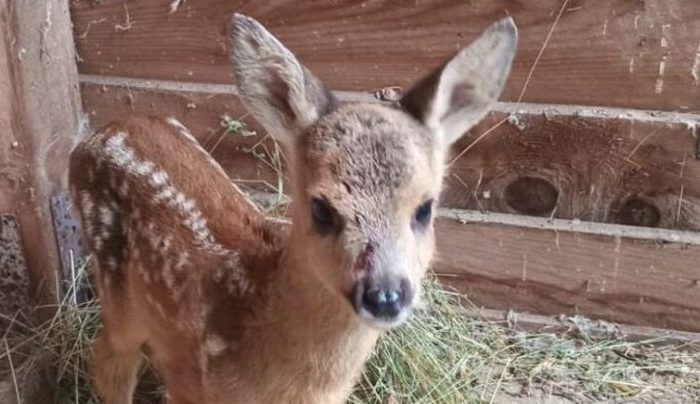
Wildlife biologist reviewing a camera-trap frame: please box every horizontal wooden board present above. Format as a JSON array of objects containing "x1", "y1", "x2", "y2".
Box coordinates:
[
  {"x1": 446, "y1": 110, "x2": 700, "y2": 231},
  {"x1": 434, "y1": 212, "x2": 700, "y2": 333},
  {"x1": 70, "y1": 0, "x2": 700, "y2": 111},
  {"x1": 80, "y1": 82, "x2": 283, "y2": 193},
  {"x1": 81, "y1": 80, "x2": 700, "y2": 230}
]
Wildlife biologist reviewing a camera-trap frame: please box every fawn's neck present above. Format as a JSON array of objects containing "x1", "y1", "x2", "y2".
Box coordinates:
[{"x1": 256, "y1": 226, "x2": 380, "y2": 401}]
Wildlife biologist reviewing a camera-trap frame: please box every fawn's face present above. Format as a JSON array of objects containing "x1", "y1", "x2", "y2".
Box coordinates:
[
  {"x1": 230, "y1": 14, "x2": 517, "y2": 328},
  {"x1": 294, "y1": 103, "x2": 444, "y2": 327}
]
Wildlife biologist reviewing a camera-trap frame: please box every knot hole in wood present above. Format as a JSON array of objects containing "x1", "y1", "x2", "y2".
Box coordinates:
[
  {"x1": 504, "y1": 176, "x2": 559, "y2": 216},
  {"x1": 613, "y1": 197, "x2": 661, "y2": 228}
]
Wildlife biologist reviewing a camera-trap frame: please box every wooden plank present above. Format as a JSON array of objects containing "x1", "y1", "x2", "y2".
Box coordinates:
[
  {"x1": 1, "y1": 0, "x2": 84, "y2": 307},
  {"x1": 80, "y1": 82, "x2": 282, "y2": 193},
  {"x1": 0, "y1": 1, "x2": 18, "y2": 214},
  {"x1": 81, "y1": 80, "x2": 700, "y2": 230},
  {"x1": 70, "y1": 0, "x2": 700, "y2": 110},
  {"x1": 446, "y1": 110, "x2": 700, "y2": 231},
  {"x1": 433, "y1": 211, "x2": 700, "y2": 333},
  {"x1": 0, "y1": 0, "x2": 80, "y2": 397}
]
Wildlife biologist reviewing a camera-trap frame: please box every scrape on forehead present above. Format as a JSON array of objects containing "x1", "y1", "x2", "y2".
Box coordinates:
[{"x1": 301, "y1": 103, "x2": 433, "y2": 198}]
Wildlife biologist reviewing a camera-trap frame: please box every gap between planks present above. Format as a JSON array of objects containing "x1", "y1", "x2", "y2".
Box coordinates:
[
  {"x1": 438, "y1": 208, "x2": 700, "y2": 245},
  {"x1": 79, "y1": 74, "x2": 700, "y2": 126},
  {"x1": 243, "y1": 190, "x2": 700, "y2": 245}
]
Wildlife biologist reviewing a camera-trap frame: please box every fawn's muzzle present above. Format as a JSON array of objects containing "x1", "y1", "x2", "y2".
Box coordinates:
[{"x1": 352, "y1": 277, "x2": 413, "y2": 327}]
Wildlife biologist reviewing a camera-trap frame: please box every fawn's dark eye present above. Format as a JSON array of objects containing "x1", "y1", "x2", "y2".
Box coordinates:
[
  {"x1": 412, "y1": 199, "x2": 434, "y2": 230},
  {"x1": 311, "y1": 197, "x2": 341, "y2": 235}
]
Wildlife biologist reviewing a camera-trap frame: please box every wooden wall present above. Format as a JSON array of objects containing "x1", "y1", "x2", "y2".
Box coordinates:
[
  {"x1": 70, "y1": 0, "x2": 700, "y2": 332},
  {"x1": 1, "y1": 0, "x2": 83, "y2": 315}
]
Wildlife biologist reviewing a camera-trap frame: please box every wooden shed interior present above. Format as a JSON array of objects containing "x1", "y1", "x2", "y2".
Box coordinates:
[{"x1": 1, "y1": 0, "x2": 700, "y2": 350}]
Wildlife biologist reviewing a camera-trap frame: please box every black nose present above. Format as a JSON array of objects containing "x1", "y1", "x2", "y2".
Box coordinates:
[
  {"x1": 357, "y1": 279, "x2": 411, "y2": 320},
  {"x1": 363, "y1": 288, "x2": 401, "y2": 318}
]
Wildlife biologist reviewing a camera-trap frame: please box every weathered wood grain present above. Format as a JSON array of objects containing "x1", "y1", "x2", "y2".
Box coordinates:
[
  {"x1": 70, "y1": 0, "x2": 700, "y2": 111},
  {"x1": 446, "y1": 111, "x2": 700, "y2": 230},
  {"x1": 434, "y1": 212, "x2": 700, "y2": 332},
  {"x1": 1, "y1": 0, "x2": 83, "y2": 308},
  {"x1": 81, "y1": 80, "x2": 700, "y2": 230},
  {"x1": 80, "y1": 82, "x2": 283, "y2": 193}
]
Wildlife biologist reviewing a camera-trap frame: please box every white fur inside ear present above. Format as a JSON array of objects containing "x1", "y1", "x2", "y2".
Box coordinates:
[
  {"x1": 229, "y1": 14, "x2": 333, "y2": 144},
  {"x1": 441, "y1": 18, "x2": 517, "y2": 143},
  {"x1": 401, "y1": 17, "x2": 518, "y2": 146}
]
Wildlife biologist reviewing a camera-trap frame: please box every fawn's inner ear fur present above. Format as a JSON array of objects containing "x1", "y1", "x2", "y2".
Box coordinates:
[
  {"x1": 400, "y1": 17, "x2": 518, "y2": 145},
  {"x1": 229, "y1": 14, "x2": 336, "y2": 144}
]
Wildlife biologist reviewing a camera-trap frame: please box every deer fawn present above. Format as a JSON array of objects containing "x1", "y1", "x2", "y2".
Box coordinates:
[{"x1": 70, "y1": 14, "x2": 516, "y2": 404}]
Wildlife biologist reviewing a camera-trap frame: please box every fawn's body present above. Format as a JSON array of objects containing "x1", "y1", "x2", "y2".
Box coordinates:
[
  {"x1": 71, "y1": 116, "x2": 376, "y2": 402},
  {"x1": 70, "y1": 14, "x2": 517, "y2": 404}
]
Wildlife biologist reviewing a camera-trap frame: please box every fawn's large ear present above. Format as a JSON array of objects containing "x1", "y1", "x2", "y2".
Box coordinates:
[
  {"x1": 400, "y1": 17, "x2": 518, "y2": 146},
  {"x1": 229, "y1": 14, "x2": 336, "y2": 144}
]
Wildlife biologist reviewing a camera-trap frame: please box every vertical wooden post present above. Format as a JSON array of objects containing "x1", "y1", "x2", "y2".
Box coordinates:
[{"x1": 0, "y1": 0, "x2": 84, "y2": 312}]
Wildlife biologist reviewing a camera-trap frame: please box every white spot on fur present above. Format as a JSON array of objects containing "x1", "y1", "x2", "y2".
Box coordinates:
[
  {"x1": 105, "y1": 132, "x2": 136, "y2": 167},
  {"x1": 162, "y1": 257, "x2": 176, "y2": 291},
  {"x1": 119, "y1": 180, "x2": 129, "y2": 198},
  {"x1": 154, "y1": 187, "x2": 175, "y2": 203},
  {"x1": 79, "y1": 191, "x2": 96, "y2": 237},
  {"x1": 173, "y1": 192, "x2": 187, "y2": 209},
  {"x1": 149, "y1": 170, "x2": 169, "y2": 187},
  {"x1": 175, "y1": 251, "x2": 189, "y2": 272},
  {"x1": 191, "y1": 217, "x2": 208, "y2": 233},
  {"x1": 221, "y1": 257, "x2": 250, "y2": 295},
  {"x1": 135, "y1": 160, "x2": 156, "y2": 176},
  {"x1": 107, "y1": 256, "x2": 118, "y2": 271},
  {"x1": 99, "y1": 206, "x2": 114, "y2": 227},
  {"x1": 146, "y1": 222, "x2": 157, "y2": 234},
  {"x1": 100, "y1": 226, "x2": 111, "y2": 244},
  {"x1": 148, "y1": 232, "x2": 163, "y2": 250},
  {"x1": 162, "y1": 235, "x2": 173, "y2": 251},
  {"x1": 94, "y1": 235, "x2": 104, "y2": 251},
  {"x1": 205, "y1": 334, "x2": 227, "y2": 357},
  {"x1": 181, "y1": 198, "x2": 196, "y2": 213}
]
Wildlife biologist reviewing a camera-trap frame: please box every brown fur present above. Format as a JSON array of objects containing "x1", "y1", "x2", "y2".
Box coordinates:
[{"x1": 70, "y1": 14, "x2": 517, "y2": 404}]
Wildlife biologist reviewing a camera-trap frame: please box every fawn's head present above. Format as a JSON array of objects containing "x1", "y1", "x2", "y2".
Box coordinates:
[{"x1": 230, "y1": 15, "x2": 517, "y2": 328}]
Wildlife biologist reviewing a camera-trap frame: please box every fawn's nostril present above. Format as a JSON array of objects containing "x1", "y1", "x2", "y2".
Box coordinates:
[
  {"x1": 362, "y1": 287, "x2": 403, "y2": 318},
  {"x1": 377, "y1": 290, "x2": 400, "y2": 304}
]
